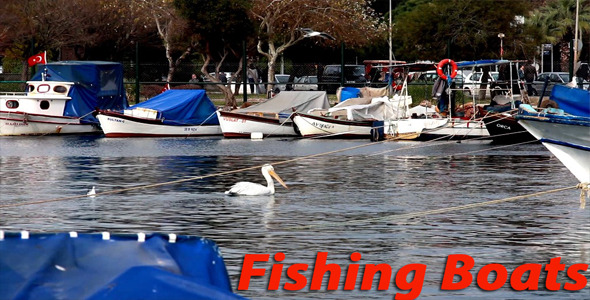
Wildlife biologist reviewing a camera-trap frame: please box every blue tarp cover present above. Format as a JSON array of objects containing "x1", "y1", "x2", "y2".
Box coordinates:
[
  {"x1": 31, "y1": 61, "x2": 128, "y2": 124},
  {"x1": 0, "y1": 232, "x2": 245, "y2": 300},
  {"x1": 340, "y1": 87, "x2": 361, "y2": 102},
  {"x1": 550, "y1": 85, "x2": 590, "y2": 117},
  {"x1": 130, "y1": 90, "x2": 219, "y2": 125}
]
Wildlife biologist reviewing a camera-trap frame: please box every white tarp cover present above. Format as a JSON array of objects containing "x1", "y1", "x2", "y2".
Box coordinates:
[
  {"x1": 328, "y1": 96, "x2": 411, "y2": 121},
  {"x1": 234, "y1": 91, "x2": 330, "y2": 114}
]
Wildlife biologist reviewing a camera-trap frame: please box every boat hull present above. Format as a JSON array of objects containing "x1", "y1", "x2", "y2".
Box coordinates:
[
  {"x1": 0, "y1": 111, "x2": 99, "y2": 135},
  {"x1": 292, "y1": 112, "x2": 374, "y2": 138},
  {"x1": 519, "y1": 116, "x2": 590, "y2": 183},
  {"x1": 416, "y1": 118, "x2": 490, "y2": 140},
  {"x1": 217, "y1": 111, "x2": 296, "y2": 138},
  {"x1": 482, "y1": 113, "x2": 536, "y2": 144},
  {"x1": 97, "y1": 113, "x2": 221, "y2": 137},
  {"x1": 384, "y1": 118, "x2": 449, "y2": 140}
]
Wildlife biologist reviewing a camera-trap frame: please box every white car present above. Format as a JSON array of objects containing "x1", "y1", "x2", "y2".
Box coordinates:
[
  {"x1": 462, "y1": 71, "x2": 499, "y2": 98},
  {"x1": 293, "y1": 76, "x2": 318, "y2": 91}
]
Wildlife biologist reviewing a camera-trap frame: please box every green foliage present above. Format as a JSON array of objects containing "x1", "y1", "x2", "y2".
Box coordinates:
[{"x1": 392, "y1": 0, "x2": 532, "y2": 60}]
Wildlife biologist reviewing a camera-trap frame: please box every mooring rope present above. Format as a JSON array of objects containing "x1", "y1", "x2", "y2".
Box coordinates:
[{"x1": 282, "y1": 185, "x2": 580, "y2": 231}]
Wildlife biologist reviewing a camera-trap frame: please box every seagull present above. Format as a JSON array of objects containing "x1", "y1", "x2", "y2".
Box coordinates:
[
  {"x1": 297, "y1": 28, "x2": 336, "y2": 40},
  {"x1": 87, "y1": 186, "x2": 96, "y2": 197},
  {"x1": 225, "y1": 164, "x2": 288, "y2": 196}
]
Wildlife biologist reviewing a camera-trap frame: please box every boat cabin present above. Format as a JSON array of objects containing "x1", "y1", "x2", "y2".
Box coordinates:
[{"x1": 0, "y1": 81, "x2": 73, "y2": 117}]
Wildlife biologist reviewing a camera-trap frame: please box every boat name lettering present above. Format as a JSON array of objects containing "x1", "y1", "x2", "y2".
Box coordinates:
[
  {"x1": 496, "y1": 123, "x2": 511, "y2": 130},
  {"x1": 4, "y1": 122, "x2": 28, "y2": 127},
  {"x1": 107, "y1": 117, "x2": 124, "y2": 123},
  {"x1": 184, "y1": 127, "x2": 199, "y2": 132},
  {"x1": 311, "y1": 122, "x2": 334, "y2": 129}
]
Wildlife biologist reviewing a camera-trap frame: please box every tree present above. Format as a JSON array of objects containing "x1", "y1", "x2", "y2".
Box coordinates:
[
  {"x1": 175, "y1": 0, "x2": 253, "y2": 108},
  {"x1": 249, "y1": 0, "x2": 385, "y2": 92},
  {"x1": 527, "y1": 0, "x2": 590, "y2": 72},
  {"x1": 392, "y1": 0, "x2": 532, "y2": 61}
]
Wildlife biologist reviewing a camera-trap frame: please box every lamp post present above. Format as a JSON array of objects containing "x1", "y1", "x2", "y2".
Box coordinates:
[{"x1": 498, "y1": 33, "x2": 505, "y2": 59}]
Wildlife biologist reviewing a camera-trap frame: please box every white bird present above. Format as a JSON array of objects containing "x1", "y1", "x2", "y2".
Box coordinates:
[
  {"x1": 87, "y1": 186, "x2": 96, "y2": 197},
  {"x1": 297, "y1": 28, "x2": 336, "y2": 40},
  {"x1": 225, "y1": 164, "x2": 288, "y2": 196}
]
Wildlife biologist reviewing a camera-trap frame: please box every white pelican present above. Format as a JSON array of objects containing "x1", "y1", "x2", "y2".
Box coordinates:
[
  {"x1": 225, "y1": 164, "x2": 288, "y2": 196},
  {"x1": 87, "y1": 186, "x2": 96, "y2": 197}
]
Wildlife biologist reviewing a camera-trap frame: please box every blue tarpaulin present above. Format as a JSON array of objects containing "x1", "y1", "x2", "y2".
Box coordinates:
[
  {"x1": 0, "y1": 232, "x2": 245, "y2": 300},
  {"x1": 340, "y1": 87, "x2": 361, "y2": 102},
  {"x1": 31, "y1": 61, "x2": 128, "y2": 124},
  {"x1": 550, "y1": 85, "x2": 590, "y2": 117},
  {"x1": 130, "y1": 90, "x2": 219, "y2": 125}
]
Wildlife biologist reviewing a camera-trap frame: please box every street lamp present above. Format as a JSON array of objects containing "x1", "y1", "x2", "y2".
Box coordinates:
[{"x1": 498, "y1": 33, "x2": 505, "y2": 59}]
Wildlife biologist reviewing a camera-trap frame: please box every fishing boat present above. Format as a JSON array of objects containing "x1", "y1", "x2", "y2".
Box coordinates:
[
  {"x1": 0, "y1": 61, "x2": 128, "y2": 136},
  {"x1": 0, "y1": 231, "x2": 245, "y2": 299},
  {"x1": 217, "y1": 91, "x2": 330, "y2": 138},
  {"x1": 517, "y1": 85, "x2": 590, "y2": 183},
  {"x1": 292, "y1": 94, "x2": 408, "y2": 139},
  {"x1": 97, "y1": 89, "x2": 221, "y2": 137}
]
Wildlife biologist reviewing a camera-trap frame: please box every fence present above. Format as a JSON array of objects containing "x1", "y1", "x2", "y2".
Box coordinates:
[{"x1": 0, "y1": 62, "x2": 476, "y2": 107}]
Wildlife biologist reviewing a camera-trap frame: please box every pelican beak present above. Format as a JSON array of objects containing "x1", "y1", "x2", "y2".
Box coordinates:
[{"x1": 269, "y1": 170, "x2": 288, "y2": 189}]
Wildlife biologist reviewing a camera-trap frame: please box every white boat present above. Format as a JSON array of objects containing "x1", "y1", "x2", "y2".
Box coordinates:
[
  {"x1": 0, "y1": 61, "x2": 128, "y2": 136},
  {"x1": 97, "y1": 90, "x2": 221, "y2": 137},
  {"x1": 517, "y1": 85, "x2": 590, "y2": 183},
  {"x1": 292, "y1": 94, "x2": 408, "y2": 139},
  {"x1": 217, "y1": 91, "x2": 330, "y2": 138}
]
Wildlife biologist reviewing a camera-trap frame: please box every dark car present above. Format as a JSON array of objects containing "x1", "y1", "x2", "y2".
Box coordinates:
[{"x1": 320, "y1": 65, "x2": 367, "y2": 93}]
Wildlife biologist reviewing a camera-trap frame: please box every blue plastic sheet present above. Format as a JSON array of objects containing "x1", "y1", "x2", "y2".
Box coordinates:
[
  {"x1": 550, "y1": 85, "x2": 590, "y2": 117},
  {"x1": 0, "y1": 232, "x2": 245, "y2": 300},
  {"x1": 31, "y1": 61, "x2": 129, "y2": 124},
  {"x1": 340, "y1": 87, "x2": 361, "y2": 102},
  {"x1": 130, "y1": 90, "x2": 219, "y2": 125}
]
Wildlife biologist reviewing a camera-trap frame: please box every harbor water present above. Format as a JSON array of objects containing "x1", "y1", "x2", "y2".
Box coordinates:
[{"x1": 0, "y1": 135, "x2": 588, "y2": 299}]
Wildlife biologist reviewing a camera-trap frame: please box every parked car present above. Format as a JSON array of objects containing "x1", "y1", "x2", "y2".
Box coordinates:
[
  {"x1": 320, "y1": 65, "x2": 366, "y2": 93},
  {"x1": 529, "y1": 72, "x2": 589, "y2": 95},
  {"x1": 272, "y1": 74, "x2": 290, "y2": 94},
  {"x1": 416, "y1": 70, "x2": 465, "y2": 89},
  {"x1": 293, "y1": 76, "x2": 318, "y2": 91},
  {"x1": 462, "y1": 71, "x2": 499, "y2": 98}
]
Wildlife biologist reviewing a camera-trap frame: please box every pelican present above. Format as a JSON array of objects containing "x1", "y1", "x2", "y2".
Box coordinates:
[
  {"x1": 297, "y1": 28, "x2": 336, "y2": 40},
  {"x1": 87, "y1": 186, "x2": 96, "y2": 197},
  {"x1": 225, "y1": 164, "x2": 288, "y2": 196}
]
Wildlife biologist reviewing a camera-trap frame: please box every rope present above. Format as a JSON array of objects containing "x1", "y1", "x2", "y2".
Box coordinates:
[
  {"x1": 577, "y1": 183, "x2": 589, "y2": 209},
  {"x1": 282, "y1": 185, "x2": 579, "y2": 231}
]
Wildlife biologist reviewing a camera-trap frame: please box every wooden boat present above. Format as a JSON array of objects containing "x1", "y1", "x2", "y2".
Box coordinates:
[
  {"x1": 517, "y1": 85, "x2": 590, "y2": 183},
  {"x1": 0, "y1": 61, "x2": 128, "y2": 136},
  {"x1": 97, "y1": 90, "x2": 221, "y2": 137},
  {"x1": 217, "y1": 91, "x2": 330, "y2": 138}
]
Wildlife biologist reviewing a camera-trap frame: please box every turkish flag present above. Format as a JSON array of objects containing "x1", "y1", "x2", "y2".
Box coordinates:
[
  {"x1": 161, "y1": 83, "x2": 170, "y2": 93},
  {"x1": 27, "y1": 52, "x2": 47, "y2": 67}
]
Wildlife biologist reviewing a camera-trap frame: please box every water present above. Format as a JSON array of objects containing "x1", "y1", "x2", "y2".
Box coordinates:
[{"x1": 1, "y1": 136, "x2": 588, "y2": 299}]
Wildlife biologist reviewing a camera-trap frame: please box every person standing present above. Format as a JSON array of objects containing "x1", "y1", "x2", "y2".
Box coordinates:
[
  {"x1": 523, "y1": 61, "x2": 537, "y2": 95},
  {"x1": 189, "y1": 73, "x2": 198, "y2": 84},
  {"x1": 247, "y1": 64, "x2": 258, "y2": 94}
]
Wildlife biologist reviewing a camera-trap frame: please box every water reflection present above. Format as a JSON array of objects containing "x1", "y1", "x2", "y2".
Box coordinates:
[{"x1": 0, "y1": 137, "x2": 588, "y2": 299}]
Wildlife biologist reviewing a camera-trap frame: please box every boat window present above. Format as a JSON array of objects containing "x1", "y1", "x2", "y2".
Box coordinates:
[
  {"x1": 40, "y1": 100, "x2": 50, "y2": 110},
  {"x1": 5, "y1": 100, "x2": 19, "y2": 109},
  {"x1": 28, "y1": 85, "x2": 35, "y2": 92},
  {"x1": 53, "y1": 85, "x2": 67, "y2": 93},
  {"x1": 37, "y1": 84, "x2": 50, "y2": 93}
]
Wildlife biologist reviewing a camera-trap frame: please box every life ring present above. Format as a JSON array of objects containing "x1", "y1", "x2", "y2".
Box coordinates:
[{"x1": 436, "y1": 59, "x2": 458, "y2": 80}]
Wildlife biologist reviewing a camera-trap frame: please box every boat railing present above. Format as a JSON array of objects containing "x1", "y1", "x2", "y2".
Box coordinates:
[{"x1": 0, "y1": 92, "x2": 27, "y2": 97}]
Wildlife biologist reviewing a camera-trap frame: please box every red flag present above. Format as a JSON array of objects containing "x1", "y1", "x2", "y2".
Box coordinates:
[
  {"x1": 27, "y1": 51, "x2": 46, "y2": 67},
  {"x1": 161, "y1": 83, "x2": 170, "y2": 93}
]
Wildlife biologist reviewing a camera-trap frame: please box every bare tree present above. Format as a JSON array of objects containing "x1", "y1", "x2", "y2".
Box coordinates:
[{"x1": 249, "y1": 0, "x2": 384, "y2": 92}]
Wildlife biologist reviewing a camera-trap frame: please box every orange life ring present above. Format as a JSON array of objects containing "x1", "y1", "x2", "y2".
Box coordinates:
[{"x1": 436, "y1": 59, "x2": 458, "y2": 80}]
